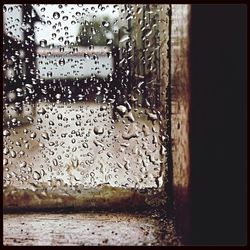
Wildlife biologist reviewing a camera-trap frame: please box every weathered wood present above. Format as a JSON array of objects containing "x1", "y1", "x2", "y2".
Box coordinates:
[
  {"x1": 3, "y1": 212, "x2": 181, "y2": 246},
  {"x1": 171, "y1": 4, "x2": 191, "y2": 244}
]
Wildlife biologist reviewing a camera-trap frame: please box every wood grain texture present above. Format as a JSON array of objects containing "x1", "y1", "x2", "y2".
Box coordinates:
[
  {"x1": 171, "y1": 5, "x2": 191, "y2": 244},
  {"x1": 171, "y1": 4, "x2": 190, "y2": 194},
  {"x1": 3, "y1": 212, "x2": 181, "y2": 246}
]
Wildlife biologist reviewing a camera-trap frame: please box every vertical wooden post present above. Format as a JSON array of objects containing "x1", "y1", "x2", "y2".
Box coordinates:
[{"x1": 171, "y1": 4, "x2": 191, "y2": 244}]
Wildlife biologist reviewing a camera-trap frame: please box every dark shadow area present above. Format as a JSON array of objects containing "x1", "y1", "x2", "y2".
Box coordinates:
[{"x1": 189, "y1": 4, "x2": 247, "y2": 245}]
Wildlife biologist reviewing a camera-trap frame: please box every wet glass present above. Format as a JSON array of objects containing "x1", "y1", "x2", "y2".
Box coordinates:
[{"x1": 3, "y1": 4, "x2": 171, "y2": 210}]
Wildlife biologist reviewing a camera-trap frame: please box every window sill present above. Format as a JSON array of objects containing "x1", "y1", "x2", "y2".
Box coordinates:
[{"x1": 3, "y1": 212, "x2": 181, "y2": 246}]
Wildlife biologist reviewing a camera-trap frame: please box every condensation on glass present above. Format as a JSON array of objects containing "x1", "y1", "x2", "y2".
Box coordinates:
[{"x1": 3, "y1": 4, "x2": 171, "y2": 210}]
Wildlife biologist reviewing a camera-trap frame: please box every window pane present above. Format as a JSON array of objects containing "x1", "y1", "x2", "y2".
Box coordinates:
[{"x1": 3, "y1": 4, "x2": 170, "y2": 210}]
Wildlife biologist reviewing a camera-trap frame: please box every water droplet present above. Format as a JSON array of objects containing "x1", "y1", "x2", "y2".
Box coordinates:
[
  {"x1": 56, "y1": 93, "x2": 61, "y2": 99},
  {"x1": 94, "y1": 139, "x2": 104, "y2": 147},
  {"x1": 40, "y1": 169, "x2": 46, "y2": 176},
  {"x1": 136, "y1": 7, "x2": 142, "y2": 14},
  {"x1": 94, "y1": 126, "x2": 104, "y2": 135},
  {"x1": 27, "y1": 116, "x2": 34, "y2": 123},
  {"x1": 3, "y1": 129, "x2": 10, "y2": 136},
  {"x1": 53, "y1": 12, "x2": 60, "y2": 19},
  {"x1": 75, "y1": 121, "x2": 81, "y2": 126},
  {"x1": 3, "y1": 147, "x2": 9, "y2": 155},
  {"x1": 37, "y1": 118, "x2": 43, "y2": 124},
  {"x1": 119, "y1": 35, "x2": 130, "y2": 43},
  {"x1": 105, "y1": 152, "x2": 112, "y2": 159},
  {"x1": 147, "y1": 112, "x2": 158, "y2": 122},
  {"x1": 145, "y1": 29, "x2": 152, "y2": 37},
  {"x1": 3, "y1": 158, "x2": 8, "y2": 165},
  {"x1": 57, "y1": 113, "x2": 63, "y2": 120},
  {"x1": 106, "y1": 39, "x2": 113, "y2": 45},
  {"x1": 53, "y1": 159, "x2": 58, "y2": 166},
  {"x1": 10, "y1": 150, "x2": 16, "y2": 158},
  {"x1": 142, "y1": 124, "x2": 150, "y2": 136},
  {"x1": 47, "y1": 71, "x2": 53, "y2": 78},
  {"x1": 116, "y1": 105, "x2": 127, "y2": 116},
  {"x1": 40, "y1": 39, "x2": 47, "y2": 48},
  {"x1": 19, "y1": 150, "x2": 25, "y2": 156},
  {"x1": 30, "y1": 132, "x2": 37, "y2": 139},
  {"x1": 8, "y1": 6, "x2": 13, "y2": 12},
  {"x1": 102, "y1": 21, "x2": 110, "y2": 27},
  {"x1": 71, "y1": 158, "x2": 79, "y2": 168},
  {"x1": 90, "y1": 27, "x2": 96, "y2": 35},
  {"x1": 25, "y1": 84, "x2": 35, "y2": 94},
  {"x1": 126, "y1": 112, "x2": 135, "y2": 122},
  {"x1": 100, "y1": 105, "x2": 107, "y2": 111},
  {"x1": 59, "y1": 58, "x2": 65, "y2": 66},
  {"x1": 42, "y1": 132, "x2": 49, "y2": 140},
  {"x1": 37, "y1": 107, "x2": 46, "y2": 115},
  {"x1": 20, "y1": 161, "x2": 27, "y2": 168},
  {"x1": 33, "y1": 171, "x2": 41, "y2": 180},
  {"x1": 12, "y1": 118, "x2": 18, "y2": 126},
  {"x1": 122, "y1": 124, "x2": 139, "y2": 140}
]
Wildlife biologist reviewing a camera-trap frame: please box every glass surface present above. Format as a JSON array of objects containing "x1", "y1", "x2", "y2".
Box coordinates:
[{"x1": 3, "y1": 4, "x2": 170, "y2": 209}]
